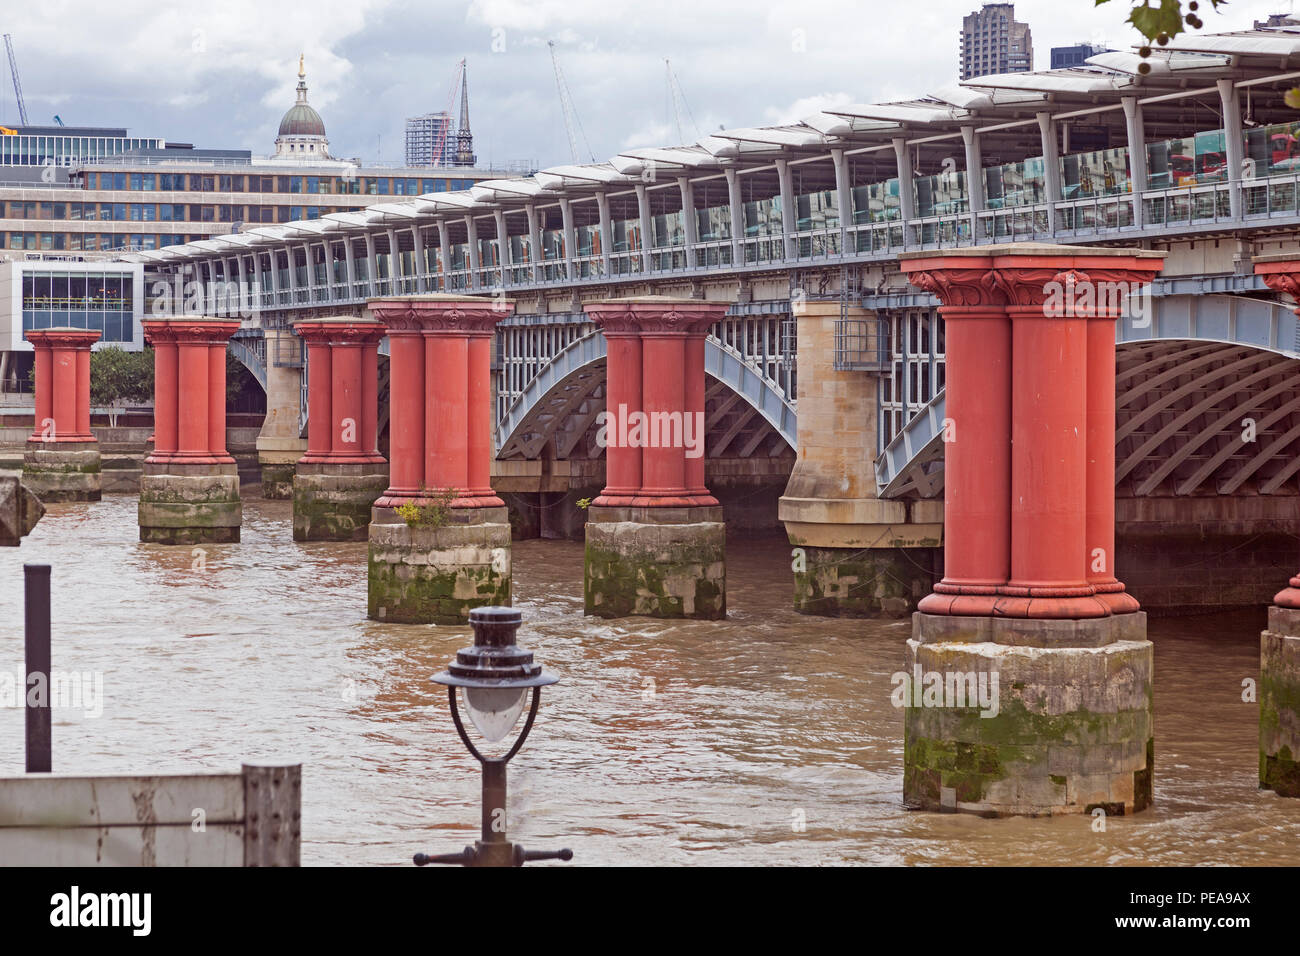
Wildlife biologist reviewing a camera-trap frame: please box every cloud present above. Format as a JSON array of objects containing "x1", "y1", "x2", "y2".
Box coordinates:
[{"x1": 0, "y1": 0, "x2": 1288, "y2": 171}]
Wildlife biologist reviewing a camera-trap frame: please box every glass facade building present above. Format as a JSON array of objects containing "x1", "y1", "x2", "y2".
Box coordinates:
[{"x1": 21, "y1": 270, "x2": 135, "y2": 343}]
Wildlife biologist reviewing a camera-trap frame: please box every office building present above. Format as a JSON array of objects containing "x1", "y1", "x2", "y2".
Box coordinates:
[{"x1": 959, "y1": 3, "x2": 1033, "y2": 80}]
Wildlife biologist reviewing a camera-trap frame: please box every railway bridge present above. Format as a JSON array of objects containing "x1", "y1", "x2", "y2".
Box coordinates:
[{"x1": 114, "y1": 22, "x2": 1300, "y2": 622}]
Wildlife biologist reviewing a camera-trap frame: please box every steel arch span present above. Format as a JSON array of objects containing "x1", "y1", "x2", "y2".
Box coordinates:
[
  {"x1": 875, "y1": 294, "x2": 1300, "y2": 500},
  {"x1": 494, "y1": 331, "x2": 798, "y2": 461}
]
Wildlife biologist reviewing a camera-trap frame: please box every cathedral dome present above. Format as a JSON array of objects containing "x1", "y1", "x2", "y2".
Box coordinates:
[
  {"x1": 272, "y1": 55, "x2": 332, "y2": 160},
  {"x1": 278, "y1": 102, "x2": 326, "y2": 137}
]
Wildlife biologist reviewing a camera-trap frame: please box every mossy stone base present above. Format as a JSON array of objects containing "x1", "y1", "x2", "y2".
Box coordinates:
[
  {"x1": 584, "y1": 505, "x2": 725, "y2": 620},
  {"x1": 368, "y1": 505, "x2": 511, "y2": 625},
  {"x1": 0, "y1": 475, "x2": 44, "y2": 546},
  {"x1": 1261, "y1": 607, "x2": 1300, "y2": 797},
  {"x1": 792, "y1": 544, "x2": 934, "y2": 618},
  {"x1": 22, "y1": 442, "x2": 102, "y2": 502},
  {"x1": 138, "y1": 465, "x2": 241, "y2": 544},
  {"x1": 904, "y1": 612, "x2": 1153, "y2": 817},
  {"x1": 292, "y1": 464, "x2": 387, "y2": 542},
  {"x1": 261, "y1": 462, "x2": 297, "y2": 500}
]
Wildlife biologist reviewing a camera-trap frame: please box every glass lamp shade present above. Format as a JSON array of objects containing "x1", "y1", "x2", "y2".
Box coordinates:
[{"x1": 462, "y1": 685, "x2": 530, "y2": 743}]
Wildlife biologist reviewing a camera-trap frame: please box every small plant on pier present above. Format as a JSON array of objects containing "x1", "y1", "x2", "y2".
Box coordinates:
[
  {"x1": 395, "y1": 486, "x2": 459, "y2": 529},
  {"x1": 576, "y1": 497, "x2": 592, "y2": 510}
]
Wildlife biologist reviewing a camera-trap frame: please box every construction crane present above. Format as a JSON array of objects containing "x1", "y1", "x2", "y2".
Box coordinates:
[
  {"x1": 548, "y1": 40, "x2": 594, "y2": 164},
  {"x1": 664, "y1": 58, "x2": 701, "y2": 144},
  {"x1": 4, "y1": 34, "x2": 28, "y2": 126}
]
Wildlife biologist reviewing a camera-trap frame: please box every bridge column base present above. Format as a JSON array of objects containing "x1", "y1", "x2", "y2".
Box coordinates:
[
  {"x1": 367, "y1": 505, "x2": 511, "y2": 625},
  {"x1": 22, "y1": 440, "x2": 102, "y2": 502},
  {"x1": 584, "y1": 505, "x2": 725, "y2": 620},
  {"x1": 138, "y1": 461, "x2": 242, "y2": 545},
  {"x1": 293, "y1": 462, "x2": 388, "y2": 542},
  {"x1": 791, "y1": 544, "x2": 936, "y2": 618},
  {"x1": 256, "y1": 440, "x2": 307, "y2": 499},
  {"x1": 780, "y1": 497, "x2": 942, "y2": 618},
  {"x1": 1261, "y1": 607, "x2": 1300, "y2": 797},
  {"x1": 0, "y1": 474, "x2": 45, "y2": 545},
  {"x1": 904, "y1": 612, "x2": 1153, "y2": 817}
]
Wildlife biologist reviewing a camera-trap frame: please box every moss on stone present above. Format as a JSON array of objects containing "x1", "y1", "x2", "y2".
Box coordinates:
[
  {"x1": 792, "y1": 545, "x2": 934, "y2": 618},
  {"x1": 584, "y1": 528, "x2": 725, "y2": 620},
  {"x1": 367, "y1": 551, "x2": 509, "y2": 625}
]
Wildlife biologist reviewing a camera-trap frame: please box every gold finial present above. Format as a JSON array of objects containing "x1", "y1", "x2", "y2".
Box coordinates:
[{"x1": 298, "y1": 53, "x2": 305, "y2": 78}]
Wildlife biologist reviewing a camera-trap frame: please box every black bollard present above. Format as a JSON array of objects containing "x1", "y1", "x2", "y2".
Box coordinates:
[{"x1": 24, "y1": 563, "x2": 51, "y2": 773}]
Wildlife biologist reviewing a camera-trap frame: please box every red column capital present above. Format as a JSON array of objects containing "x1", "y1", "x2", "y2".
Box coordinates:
[
  {"x1": 25, "y1": 328, "x2": 102, "y2": 351},
  {"x1": 368, "y1": 294, "x2": 512, "y2": 335},
  {"x1": 586, "y1": 297, "x2": 725, "y2": 336}
]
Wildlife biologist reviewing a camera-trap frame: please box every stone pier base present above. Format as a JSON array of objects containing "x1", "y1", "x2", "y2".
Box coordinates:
[
  {"x1": 0, "y1": 474, "x2": 44, "y2": 545},
  {"x1": 293, "y1": 462, "x2": 388, "y2": 542},
  {"x1": 22, "y1": 441, "x2": 102, "y2": 502},
  {"x1": 138, "y1": 461, "x2": 242, "y2": 544},
  {"x1": 903, "y1": 612, "x2": 1153, "y2": 817},
  {"x1": 793, "y1": 544, "x2": 937, "y2": 618},
  {"x1": 260, "y1": 460, "x2": 297, "y2": 499},
  {"x1": 1261, "y1": 606, "x2": 1300, "y2": 797},
  {"x1": 584, "y1": 505, "x2": 726, "y2": 619},
  {"x1": 367, "y1": 504, "x2": 511, "y2": 624}
]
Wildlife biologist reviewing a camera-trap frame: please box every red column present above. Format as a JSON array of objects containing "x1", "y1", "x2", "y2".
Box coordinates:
[
  {"x1": 176, "y1": 339, "x2": 209, "y2": 457},
  {"x1": 362, "y1": 340, "x2": 380, "y2": 459},
  {"x1": 585, "y1": 298, "x2": 727, "y2": 508},
  {"x1": 1255, "y1": 258, "x2": 1300, "y2": 608},
  {"x1": 383, "y1": 323, "x2": 425, "y2": 497},
  {"x1": 902, "y1": 250, "x2": 1163, "y2": 619},
  {"x1": 639, "y1": 332, "x2": 689, "y2": 500},
  {"x1": 466, "y1": 333, "x2": 494, "y2": 497},
  {"x1": 30, "y1": 340, "x2": 52, "y2": 440},
  {"x1": 901, "y1": 260, "x2": 1011, "y2": 616},
  {"x1": 294, "y1": 318, "x2": 387, "y2": 465},
  {"x1": 684, "y1": 333, "x2": 711, "y2": 501},
  {"x1": 425, "y1": 330, "x2": 468, "y2": 490},
  {"x1": 1000, "y1": 267, "x2": 1104, "y2": 619},
  {"x1": 368, "y1": 296, "x2": 511, "y2": 508},
  {"x1": 302, "y1": 335, "x2": 333, "y2": 460},
  {"x1": 24, "y1": 328, "x2": 101, "y2": 443},
  {"x1": 142, "y1": 319, "x2": 239, "y2": 465},
  {"x1": 147, "y1": 327, "x2": 179, "y2": 461},
  {"x1": 207, "y1": 343, "x2": 227, "y2": 459},
  {"x1": 75, "y1": 347, "x2": 92, "y2": 438},
  {"x1": 586, "y1": 307, "x2": 642, "y2": 504},
  {"x1": 1079, "y1": 264, "x2": 1160, "y2": 613}
]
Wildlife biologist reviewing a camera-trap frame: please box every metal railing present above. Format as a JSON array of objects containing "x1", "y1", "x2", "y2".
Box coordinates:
[{"x1": 172, "y1": 171, "x2": 1300, "y2": 312}]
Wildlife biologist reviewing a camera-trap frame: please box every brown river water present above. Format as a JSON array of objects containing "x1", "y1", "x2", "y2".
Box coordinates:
[{"x1": 2, "y1": 495, "x2": 1298, "y2": 866}]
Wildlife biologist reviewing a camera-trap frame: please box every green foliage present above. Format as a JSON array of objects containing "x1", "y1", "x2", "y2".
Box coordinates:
[
  {"x1": 226, "y1": 351, "x2": 254, "y2": 404},
  {"x1": 90, "y1": 346, "x2": 154, "y2": 406},
  {"x1": 576, "y1": 496, "x2": 592, "y2": 510},
  {"x1": 396, "y1": 486, "x2": 459, "y2": 528}
]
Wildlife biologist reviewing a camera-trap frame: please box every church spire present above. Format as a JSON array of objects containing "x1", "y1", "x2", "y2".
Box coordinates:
[{"x1": 296, "y1": 53, "x2": 308, "y2": 104}]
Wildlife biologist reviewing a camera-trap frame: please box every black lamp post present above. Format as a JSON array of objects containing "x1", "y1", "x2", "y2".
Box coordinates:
[{"x1": 414, "y1": 606, "x2": 573, "y2": 868}]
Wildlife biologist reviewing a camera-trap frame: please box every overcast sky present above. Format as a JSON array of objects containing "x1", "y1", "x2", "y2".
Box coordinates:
[{"x1": 2, "y1": 0, "x2": 1296, "y2": 170}]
